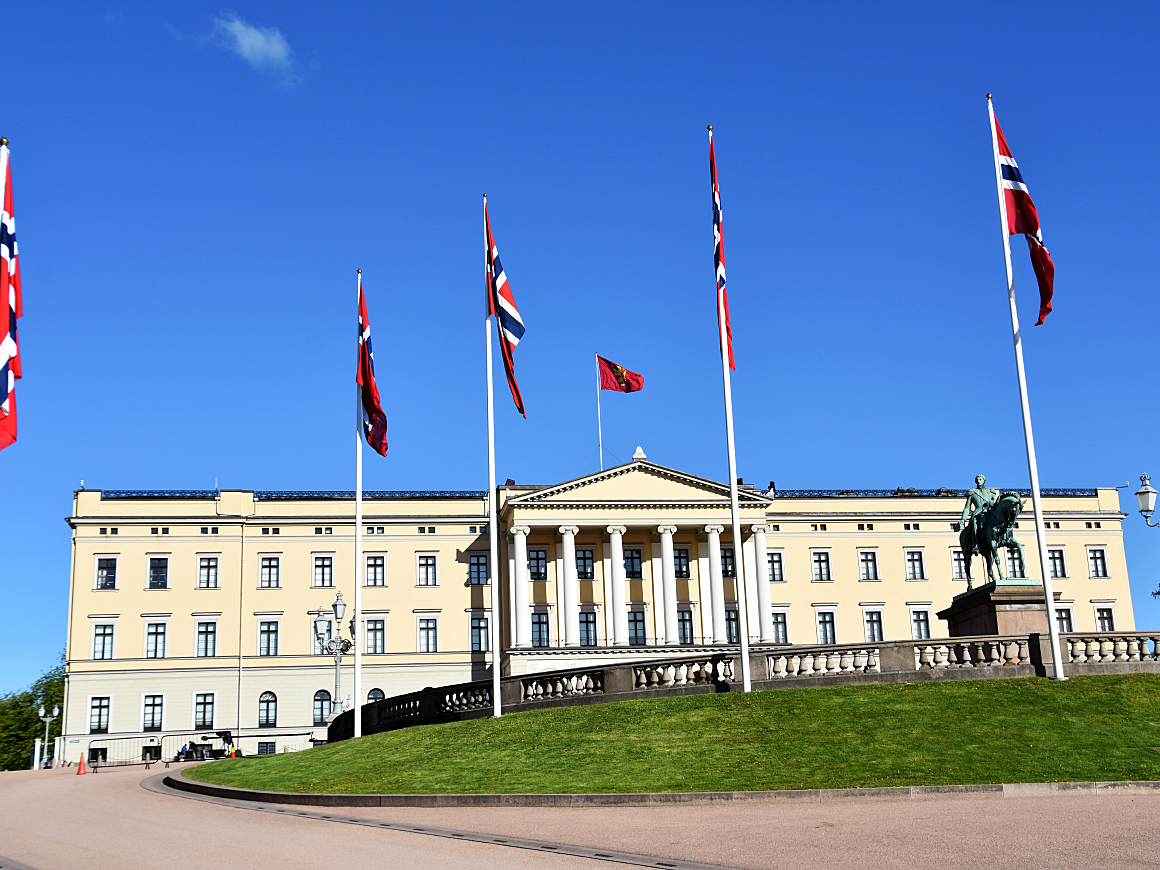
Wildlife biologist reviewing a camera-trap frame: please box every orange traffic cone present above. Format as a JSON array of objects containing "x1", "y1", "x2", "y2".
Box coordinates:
[{"x1": 76, "y1": 755, "x2": 87, "y2": 775}]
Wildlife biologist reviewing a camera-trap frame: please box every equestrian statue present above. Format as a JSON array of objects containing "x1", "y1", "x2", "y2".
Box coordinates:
[{"x1": 958, "y1": 474, "x2": 1026, "y2": 590}]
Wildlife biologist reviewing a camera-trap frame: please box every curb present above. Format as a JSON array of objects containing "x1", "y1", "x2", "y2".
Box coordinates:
[{"x1": 165, "y1": 770, "x2": 1160, "y2": 808}]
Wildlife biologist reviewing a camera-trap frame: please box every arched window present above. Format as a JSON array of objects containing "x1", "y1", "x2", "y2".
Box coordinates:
[
  {"x1": 367, "y1": 688, "x2": 385, "y2": 702},
  {"x1": 313, "y1": 690, "x2": 331, "y2": 725},
  {"x1": 258, "y1": 691, "x2": 277, "y2": 727}
]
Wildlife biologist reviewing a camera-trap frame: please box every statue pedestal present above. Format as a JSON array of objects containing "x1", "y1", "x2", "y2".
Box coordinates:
[{"x1": 937, "y1": 582, "x2": 1060, "y2": 637}]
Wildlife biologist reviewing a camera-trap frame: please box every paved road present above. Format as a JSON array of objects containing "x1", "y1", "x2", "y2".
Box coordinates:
[{"x1": 2, "y1": 765, "x2": 1159, "y2": 870}]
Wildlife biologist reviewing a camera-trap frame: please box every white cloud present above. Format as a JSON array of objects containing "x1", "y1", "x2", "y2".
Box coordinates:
[{"x1": 213, "y1": 13, "x2": 299, "y2": 87}]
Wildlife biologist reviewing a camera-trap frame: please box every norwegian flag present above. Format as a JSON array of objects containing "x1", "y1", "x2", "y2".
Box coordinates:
[
  {"x1": 356, "y1": 273, "x2": 388, "y2": 456},
  {"x1": 708, "y1": 127, "x2": 734, "y2": 369},
  {"x1": 0, "y1": 139, "x2": 21, "y2": 452},
  {"x1": 485, "y1": 204, "x2": 526, "y2": 417},
  {"x1": 995, "y1": 113, "x2": 1056, "y2": 325}
]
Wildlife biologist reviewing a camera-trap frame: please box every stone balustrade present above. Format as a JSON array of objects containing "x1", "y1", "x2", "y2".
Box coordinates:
[
  {"x1": 1062, "y1": 632, "x2": 1160, "y2": 664},
  {"x1": 912, "y1": 636, "x2": 1032, "y2": 670},
  {"x1": 441, "y1": 685, "x2": 492, "y2": 713},
  {"x1": 633, "y1": 655, "x2": 733, "y2": 689},
  {"x1": 768, "y1": 645, "x2": 881, "y2": 679},
  {"x1": 521, "y1": 670, "x2": 605, "y2": 701}
]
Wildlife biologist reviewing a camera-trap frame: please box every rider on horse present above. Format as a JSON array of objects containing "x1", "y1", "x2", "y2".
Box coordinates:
[{"x1": 960, "y1": 474, "x2": 999, "y2": 548}]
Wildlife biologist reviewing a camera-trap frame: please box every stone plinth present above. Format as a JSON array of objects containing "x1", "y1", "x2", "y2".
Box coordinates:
[{"x1": 937, "y1": 582, "x2": 1061, "y2": 637}]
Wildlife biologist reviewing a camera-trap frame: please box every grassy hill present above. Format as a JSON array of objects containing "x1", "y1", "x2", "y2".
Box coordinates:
[{"x1": 187, "y1": 674, "x2": 1160, "y2": 794}]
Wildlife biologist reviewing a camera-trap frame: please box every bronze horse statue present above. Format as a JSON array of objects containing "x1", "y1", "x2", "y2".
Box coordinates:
[{"x1": 959, "y1": 491, "x2": 1026, "y2": 589}]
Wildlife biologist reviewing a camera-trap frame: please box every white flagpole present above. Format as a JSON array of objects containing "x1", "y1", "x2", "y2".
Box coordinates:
[
  {"x1": 595, "y1": 353, "x2": 604, "y2": 471},
  {"x1": 485, "y1": 195, "x2": 503, "y2": 717},
  {"x1": 709, "y1": 126, "x2": 751, "y2": 693},
  {"x1": 987, "y1": 95, "x2": 1065, "y2": 681},
  {"x1": 354, "y1": 271, "x2": 364, "y2": 736}
]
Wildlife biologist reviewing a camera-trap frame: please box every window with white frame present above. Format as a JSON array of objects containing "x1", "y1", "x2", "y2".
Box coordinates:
[
  {"x1": 145, "y1": 623, "x2": 166, "y2": 659},
  {"x1": 1088, "y1": 548, "x2": 1109, "y2": 578},
  {"x1": 471, "y1": 615, "x2": 489, "y2": 652},
  {"x1": 366, "y1": 555, "x2": 386, "y2": 587},
  {"x1": 811, "y1": 551, "x2": 832, "y2": 582},
  {"x1": 623, "y1": 549, "x2": 642, "y2": 579},
  {"x1": 198, "y1": 557, "x2": 219, "y2": 589},
  {"x1": 628, "y1": 610, "x2": 646, "y2": 645},
  {"x1": 468, "y1": 553, "x2": 487, "y2": 585},
  {"x1": 1048, "y1": 548, "x2": 1067, "y2": 579},
  {"x1": 196, "y1": 622, "x2": 217, "y2": 657},
  {"x1": 1096, "y1": 607, "x2": 1115, "y2": 632},
  {"x1": 725, "y1": 609, "x2": 740, "y2": 643},
  {"x1": 676, "y1": 610, "x2": 693, "y2": 644},
  {"x1": 366, "y1": 619, "x2": 385, "y2": 653},
  {"x1": 93, "y1": 624, "x2": 114, "y2": 660},
  {"x1": 89, "y1": 697, "x2": 110, "y2": 734},
  {"x1": 313, "y1": 556, "x2": 334, "y2": 587},
  {"x1": 864, "y1": 610, "x2": 884, "y2": 642},
  {"x1": 911, "y1": 609, "x2": 931, "y2": 640},
  {"x1": 578, "y1": 549, "x2": 596, "y2": 580},
  {"x1": 529, "y1": 549, "x2": 549, "y2": 580},
  {"x1": 859, "y1": 550, "x2": 879, "y2": 581},
  {"x1": 951, "y1": 549, "x2": 968, "y2": 580},
  {"x1": 721, "y1": 548, "x2": 736, "y2": 579},
  {"x1": 771, "y1": 611, "x2": 789, "y2": 644},
  {"x1": 143, "y1": 695, "x2": 163, "y2": 732},
  {"x1": 194, "y1": 693, "x2": 214, "y2": 728},
  {"x1": 259, "y1": 621, "x2": 279, "y2": 656},
  {"x1": 148, "y1": 557, "x2": 168, "y2": 589},
  {"x1": 532, "y1": 612, "x2": 550, "y2": 647},
  {"x1": 417, "y1": 554, "x2": 437, "y2": 586},
  {"x1": 1055, "y1": 607, "x2": 1073, "y2": 633},
  {"x1": 1006, "y1": 549, "x2": 1026, "y2": 579},
  {"x1": 313, "y1": 690, "x2": 331, "y2": 725},
  {"x1": 768, "y1": 551, "x2": 784, "y2": 582},
  {"x1": 580, "y1": 611, "x2": 598, "y2": 646},
  {"x1": 816, "y1": 610, "x2": 836, "y2": 645},
  {"x1": 418, "y1": 617, "x2": 438, "y2": 652},
  {"x1": 905, "y1": 550, "x2": 925, "y2": 580},
  {"x1": 258, "y1": 691, "x2": 277, "y2": 727},
  {"x1": 259, "y1": 557, "x2": 280, "y2": 588},
  {"x1": 96, "y1": 557, "x2": 117, "y2": 590}
]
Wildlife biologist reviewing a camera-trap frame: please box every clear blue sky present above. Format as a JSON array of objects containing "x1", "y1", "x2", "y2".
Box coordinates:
[{"x1": 3, "y1": 2, "x2": 1159, "y2": 692}]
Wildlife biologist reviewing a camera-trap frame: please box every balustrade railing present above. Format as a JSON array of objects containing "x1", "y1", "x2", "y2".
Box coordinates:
[
  {"x1": 912, "y1": 636, "x2": 1031, "y2": 670},
  {"x1": 767, "y1": 645, "x2": 881, "y2": 679},
  {"x1": 521, "y1": 669, "x2": 605, "y2": 701},
  {"x1": 441, "y1": 685, "x2": 492, "y2": 713},
  {"x1": 633, "y1": 656, "x2": 733, "y2": 689},
  {"x1": 1062, "y1": 632, "x2": 1160, "y2": 664}
]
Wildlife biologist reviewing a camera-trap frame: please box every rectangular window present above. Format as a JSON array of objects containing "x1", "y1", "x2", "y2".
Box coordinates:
[
  {"x1": 418, "y1": 618, "x2": 438, "y2": 652},
  {"x1": 196, "y1": 622, "x2": 217, "y2": 657},
  {"x1": 1088, "y1": 548, "x2": 1109, "y2": 578},
  {"x1": 905, "y1": 550, "x2": 925, "y2": 580},
  {"x1": 812, "y1": 551, "x2": 831, "y2": 582},
  {"x1": 529, "y1": 549, "x2": 548, "y2": 581},
  {"x1": 577, "y1": 549, "x2": 595, "y2": 580},
  {"x1": 260, "y1": 557, "x2": 279, "y2": 588},
  {"x1": 952, "y1": 549, "x2": 968, "y2": 580},
  {"x1": 194, "y1": 693, "x2": 214, "y2": 728},
  {"x1": 1048, "y1": 549, "x2": 1067, "y2": 579},
  {"x1": 258, "y1": 742, "x2": 276, "y2": 756},
  {"x1": 313, "y1": 556, "x2": 334, "y2": 587},
  {"x1": 259, "y1": 621, "x2": 278, "y2": 656},
  {"x1": 912, "y1": 610, "x2": 931, "y2": 640},
  {"x1": 859, "y1": 551, "x2": 879, "y2": 581},
  {"x1": 468, "y1": 553, "x2": 488, "y2": 585},
  {"x1": 417, "y1": 555, "x2": 437, "y2": 586},
  {"x1": 143, "y1": 695, "x2": 163, "y2": 732},
  {"x1": 725, "y1": 610, "x2": 739, "y2": 643},
  {"x1": 1006, "y1": 549, "x2": 1026, "y2": 579},
  {"x1": 145, "y1": 623, "x2": 166, "y2": 659},
  {"x1": 93, "y1": 624, "x2": 114, "y2": 660},
  {"x1": 771, "y1": 612, "x2": 788, "y2": 644},
  {"x1": 579, "y1": 612, "x2": 597, "y2": 646},
  {"x1": 623, "y1": 549, "x2": 642, "y2": 579},
  {"x1": 677, "y1": 610, "x2": 693, "y2": 645},
  {"x1": 673, "y1": 549, "x2": 690, "y2": 580},
  {"x1": 1097, "y1": 607, "x2": 1115, "y2": 632},
  {"x1": 531, "y1": 612, "x2": 550, "y2": 648},
  {"x1": 721, "y1": 548, "x2": 736, "y2": 579},
  {"x1": 865, "y1": 611, "x2": 884, "y2": 642},
  {"x1": 1056, "y1": 607, "x2": 1073, "y2": 633},
  {"x1": 366, "y1": 555, "x2": 386, "y2": 587},
  {"x1": 817, "y1": 611, "x2": 836, "y2": 645},
  {"x1": 471, "y1": 616, "x2": 489, "y2": 652},
  {"x1": 198, "y1": 557, "x2": 219, "y2": 589},
  {"x1": 367, "y1": 619, "x2": 385, "y2": 653},
  {"x1": 148, "y1": 558, "x2": 168, "y2": 589},
  {"x1": 89, "y1": 697, "x2": 110, "y2": 734},
  {"x1": 628, "y1": 611, "x2": 647, "y2": 645},
  {"x1": 96, "y1": 558, "x2": 117, "y2": 590},
  {"x1": 768, "y1": 552, "x2": 784, "y2": 582}
]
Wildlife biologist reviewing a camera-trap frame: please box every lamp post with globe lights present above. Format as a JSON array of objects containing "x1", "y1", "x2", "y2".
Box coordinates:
[
  {"x1": 1136, "y1": 474, "x2": 1158, "y2": 526},
  {"x1": 37, "y1": 705, "x2": 58, "y2": 769},
  {"x1": 313, "y1": 592, "x2": 354, "y2": 718}
]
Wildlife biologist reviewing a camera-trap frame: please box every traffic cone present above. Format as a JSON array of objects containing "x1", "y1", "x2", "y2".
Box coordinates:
[{"x1": 76, "y1": 755, "x2": 87, "y2": 775}]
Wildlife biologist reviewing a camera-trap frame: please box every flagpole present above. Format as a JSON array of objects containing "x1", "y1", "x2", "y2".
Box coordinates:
[
  {"x1": 485, "y1": 194, "x2": 503, "y2": 717},
  {"x1": 595, "y1": 353, "x2": 604, "y2": 471},
  {"x1": 354, "y1": 271, "x2": 364, "y2": 736},
  {"x1": 708, "y1": 126, "x2": 751, "y2": 693},
  {"x1": 987, "y1": 95, "x2": 1065, "y2": 681}
]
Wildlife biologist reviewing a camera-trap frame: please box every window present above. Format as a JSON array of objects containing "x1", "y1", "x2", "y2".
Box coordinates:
[
  {"x1": 89, "y1": 697, "x2": 110, "y2": 734},
  {"x1": 258, "y1": 692, "x2": 277, "y2": 727},
  {"x1": 468, "y1": 526, "x2": 477, "y2": 534},
  {"x1": 259, "y1": 622, "x2": 279, "y2": 656},
  {"x1": 260, "y1": 557, "x2": 279, "y2": 588},
  {"x1": 624, "y1": 549, "x2": 643, "y2": 579},
  {"x1": 1097, "y1": 607, "x2": 1115, "y2": 632},
  {"x1": 577, "y1": 549, "x2": 595, "y2": 580},
  {"x1": 527, "y1": 549, "x2": 548, "y2": 580},
  {"x1": 417, "y1": 554, "x2": 438, "y2": 586},
  {"x1": 199, "y1": 557, "x2": 219, "y2": 589},
  {"x1": 418, "y1": 618, "x2": 438, "y2": 652},
  {"x1": 677, "y1": 610, "x2": 693, "y2": 645},
  {"x1": 721, "y1": 548, "x2": 736, "y2": 579},
  {"x1": 96, "y1": 558, "x2": 117, "y2": 590},
  {"x1": 952, "y1": 549, "x2": 968, "y2": 580},
  {"x1": 531, "y1": 613, "x2": 550, "y2": 648},
  {"x1": 194, "y1": 693, "x2": 214, "y2": 728},
  {"x1": 313, "y1": 690, "x2": 331, "y2": 725},
  {"x1": 468, "y1": 553, "x2": 488, "y2": 585},
  {"x1": 812, "y1": 551, "x2": 831, "y2": 582},
  {"x1": 771, "y1": 612, "x2": 788, "y2": 644},
  {"x1": 197, "y1": 622, "x2": 217, "y2": 657},
  {"x1": 366, "y1": 619, "x2": 385, "y2": 654},
  {"x1": 143, "y1": 695, "x2": 163, "y2": 732},
  {"x1": 148, "y1": 558, "x2": 168, "y2": 589},
  {"x1": 368, "y1": 688, "x2": 385, "y2": 702},
  {"x1": 366, "y1": 555, "x2": 386, "y2": 587},
  {"x1": 725, "y1": 609, "x2": 739, "y2": 643},
  {"x1": 768, "y1": 552, "x2": 784, "y2": 583},
  {"x1": 1006, "y1": 549, "x2": 1026, "y2": 579},
  {"x1": 471, "y1": 616, "x2": 489, "y2": 652},
  {"x1": 628, "y1": 611, "x2": 647, "y2": 645},
  {"x1": 905, "y1": 550, "x2": 925, "y2": 580},
  {"x1": 817, "y1": 611, "x2": 836, "y2": 645},
  {"x1": 93, "y1": 624, "x2": 114, "y2": 659},
  {"x1": 865, "y1": 611, "x2": 884, "y2": 642},
  {"x1": 580, "y1": 612, "x2": 597, "y2": 646},
  {"x1": 111, "y1": 528, "x2": 118, "y2": 535},
  {"x1": 810, "y1": 524, "x2": 827, "y2": 532},
  {"x1": 1056, "y1": 607, "x2": 1073, "y2": 633},
  {"x1": 313, "y1": 556, "x2": 334, "y2": 587},
  {"x1": 1088, "y1": 548, "x2": 1109, "y2": 578},
  {"x1": 857, "y1": 523, "x2": 875, "y2": 531},
  {"x1": 859, "y1": 551, "x2": 879, "y2": 581},
  {"x1": 1048, "y1": 549, "x2": 1067, "y2": 579},
  {"x1": 145, "y1": 623, "x2": 166, "y2": 659},
  {"x1": 258, "y1": 742, "x2": 276, "y2": 756},
  {"x1": 912, "y1": 610, "x2": 931, "y2": 640}
]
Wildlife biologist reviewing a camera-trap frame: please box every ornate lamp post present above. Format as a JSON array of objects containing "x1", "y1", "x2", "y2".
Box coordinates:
[
  {"x1": 313, "y1": 593, "x2": 354, "y2": 718},
  {"x1": 1136, "y1": 474, "x2": 1158, "y2": 526},
  {"x1": 37, "y1": 705, "x2": 58, "y2": 769}
]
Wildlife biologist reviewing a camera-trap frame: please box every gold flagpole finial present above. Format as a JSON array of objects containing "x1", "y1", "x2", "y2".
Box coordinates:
[
  {"x1": 0, "y1": 137, "x2": 8, "y2": 146},
  {"x1": 986, "y1": 93, "x2": 992, "y2": 100},
  {"x1": 357, "y1": 269, "x2": 362, "y2": 274},
  {"x1": 707, "y1": 125, "x2": 712, "y2": 132}
]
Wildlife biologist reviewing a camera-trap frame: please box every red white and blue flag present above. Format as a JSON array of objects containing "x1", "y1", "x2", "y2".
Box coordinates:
[
  {"x1": 995, "y1": 114, "x2": 1056, "y2": 325},
  {"x1": 356, "y1": 272, "x2": 388, "y2": 456},
  {"x1": 0, "y1": 140, "x2": 21, "y2": 452},
  {"x1": 708, "y1": 128, "x2": 735, "y2": 369},
  {"x1": 485, "y1": 205, "x2": 526, "y2": 417}
]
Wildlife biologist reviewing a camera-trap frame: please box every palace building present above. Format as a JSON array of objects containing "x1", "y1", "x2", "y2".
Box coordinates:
[{"x1": 59, "y1": 455, "x2": 1133, "y2": 761}]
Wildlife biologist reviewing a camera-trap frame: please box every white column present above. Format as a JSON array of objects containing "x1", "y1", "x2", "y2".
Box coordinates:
[
  {"x1": 658, "y1": 526, "x2": 679, "y2": 645},
  {"x1": 510, "y1": 526, "x2": 532, "y2": 648},
  {"x1": 559, "y1": 526, "x2": 580, "y2": 647},
  {"x1": 751, "y1": 524, "x2": 775, "y2": 642},
  {"x1": 705, "y1": 525, "x2": 727, "y2": 644},
  {"x1": 607, "y1": 525, "x2": 629, "y2": 646}
]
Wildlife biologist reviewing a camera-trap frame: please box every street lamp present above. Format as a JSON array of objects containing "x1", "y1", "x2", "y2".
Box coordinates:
[
  {"x1": 313, "y1": 592, "x2": 354, "y2": 718},
  {"x1": 37, "y1": 705, "x2": 58, "y2": 769},
  {"x1": 1136, "y1": 474, "x2": 1159, "y2": 526}
]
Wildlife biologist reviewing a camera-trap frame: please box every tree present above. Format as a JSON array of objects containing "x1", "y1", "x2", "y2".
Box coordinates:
[{"x1": 0, "y1": 656, "x2": 65, "y2": 771}]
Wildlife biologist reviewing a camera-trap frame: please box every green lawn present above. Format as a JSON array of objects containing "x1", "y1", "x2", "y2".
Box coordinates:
[{"x1": 187, "y1": 675, "x2": 1160, "y2": 794}]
